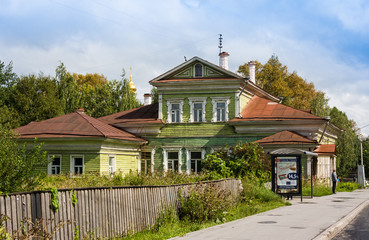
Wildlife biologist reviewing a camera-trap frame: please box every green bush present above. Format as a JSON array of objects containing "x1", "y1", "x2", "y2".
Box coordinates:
[
  {"x1": 0, "y1": 129, "x2": 48, "y2": 194},
  {"x1": 242, "y1": 178, "x2": 281, "y2": 203},
  {"x1": 337, "y1": 182, "x2": 359, "y2": 192},
  {"x1": 153, "y1": 207, "x2": 178, "y2": 231},
  {"x1": 177, "y1": 184, "x2": 234, "y2": 222},
  {"x1": 203, "y1": 142, "x2": 270, "y2": 181}
]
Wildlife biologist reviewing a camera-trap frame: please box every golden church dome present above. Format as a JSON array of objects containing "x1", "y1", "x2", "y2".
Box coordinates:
[{"x1": 129, "y1": 67, "x2": 137, "y2": 93}]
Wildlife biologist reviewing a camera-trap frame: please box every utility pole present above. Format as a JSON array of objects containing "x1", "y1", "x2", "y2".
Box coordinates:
[{"x1": 357, "y1": 124, "x2": 369, "y2": 187}]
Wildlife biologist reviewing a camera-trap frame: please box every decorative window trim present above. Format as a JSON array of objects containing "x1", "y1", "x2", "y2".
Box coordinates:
[
  {"x1": 211, "y1": 97, "x2": 230, "y2": 122},
  {"x1": 48, "y1": 154, "x2": 62, "y2": 175},
  {"x1": 166, "y1": 99, "x2": 184, "y2": 123},
  {"x1": 186, "y1": 148, "x2": 206, "y2": 174},
  {"x1": 158, "y1": 94, "x2": 163, "y2": 120},
  {"x1": 70, "y1": 155, "x2": 84, "y2": 175},
  {"x1": 108, "y1": 155, "x2": 116, "y2": 175},
  {"x1": 163, "y1": 147, "x2": 182, "y2": 173},
  {"x1": 194, "y1": 63, "x2": 203, "y2": 78},
  {"x1": 235, "y1": 92, "x2": 240, "y2": 118},
  {"x1": 188, "y1": 97, "x2": 207, "y2": 123}
]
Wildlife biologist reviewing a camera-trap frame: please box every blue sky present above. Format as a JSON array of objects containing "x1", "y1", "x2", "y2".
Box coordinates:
[{"x1": 1, "y1": 0, "x2": 369, "y2": 135}]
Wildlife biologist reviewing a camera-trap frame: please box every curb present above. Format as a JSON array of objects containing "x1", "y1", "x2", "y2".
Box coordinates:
[{"x1": 312, "y1": 199, "x2": 369, "y2": 240}]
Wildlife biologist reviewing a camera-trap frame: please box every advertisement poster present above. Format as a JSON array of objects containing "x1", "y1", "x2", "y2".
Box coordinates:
[{"x1": 276, "y1": 157, "x2": 298, "y2": 189}]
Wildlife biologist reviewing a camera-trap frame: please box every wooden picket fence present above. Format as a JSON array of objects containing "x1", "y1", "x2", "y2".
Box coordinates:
[{"x1": 0, "y1": 179, "x2": 241, "y2": 239}]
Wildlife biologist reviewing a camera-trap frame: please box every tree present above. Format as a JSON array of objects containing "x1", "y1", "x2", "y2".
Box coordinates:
[
  {"x1": 0, "y1": 61, "x2": 19, "y2": 128},
  {"x1": 9, "y1": 74, "x2": 63, "y2": 126},
  {"x1": 0, "y1": 129, "x2": 48, "y2": 194},
  {"x1": 73, "y1": 73, "x2": 108, "y2": 88},
  {"x1": 329, "y1": 107, "x2": 360, "y2": 175},
  {"x1": 56, "y1": 62, "x2": 81, "y2": 114},
  {"x1": 238, "y1": 55, "x2": 318, "y2": 110},
  {"x1": 151, "y1": 87, "x2": 159, "y2": 104},
  {"x1": 310, "y1": 91, "x2": 331, "y2": 118}
]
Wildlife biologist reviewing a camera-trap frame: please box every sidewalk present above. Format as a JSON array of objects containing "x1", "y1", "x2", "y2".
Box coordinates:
[{"x1": 171, "y1": 189, "x2": 369, "y2": 240}]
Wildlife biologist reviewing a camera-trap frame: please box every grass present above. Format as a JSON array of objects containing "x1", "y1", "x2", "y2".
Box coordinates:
[
  {"x1": 302, "y1": 180, "x2": 360, "y2": 197},
  {"x1": 119, "y1": 201, "x2": 288, "y2": 240},
  {"x1": 117, "y1": 178, "x2": 289, "y2": 240}
]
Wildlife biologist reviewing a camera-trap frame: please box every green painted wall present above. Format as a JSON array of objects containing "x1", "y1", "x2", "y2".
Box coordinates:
[
  {"x1": 21, "y1": 138, "x2": 142, "y2": 175},
  {"x1": 162, "y1": 92, "x2": 236, "y2": 123},
  {"x1": 159, "y1": 123, "x2": 235, "y2": 137}
]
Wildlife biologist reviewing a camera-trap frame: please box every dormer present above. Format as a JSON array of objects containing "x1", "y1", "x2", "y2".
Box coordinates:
[{"x1": 150, "y1": 56, "x2": 279, "y2": 122}]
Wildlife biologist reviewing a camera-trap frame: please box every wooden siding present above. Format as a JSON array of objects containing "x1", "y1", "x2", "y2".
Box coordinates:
[
  {"x1": 0, "y1": 179, "x2": 241, "y2": 239},
  {"x1": 162, "y1": 93, "x2": 236, "y2": 123}
]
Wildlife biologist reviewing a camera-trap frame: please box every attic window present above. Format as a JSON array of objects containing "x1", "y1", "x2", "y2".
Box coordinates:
[{"x1": 194, "y1": 63, "x2": 203, "y2": 77}]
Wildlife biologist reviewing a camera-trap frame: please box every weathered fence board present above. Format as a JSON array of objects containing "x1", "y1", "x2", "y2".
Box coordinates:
[{"x1": 0, "y1": 179, "x2": 241, "y2": 239}]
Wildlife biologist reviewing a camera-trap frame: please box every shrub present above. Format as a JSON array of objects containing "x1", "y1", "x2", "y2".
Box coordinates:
[
  {"x1": 153, "y1": 207, "x2": 178, "y2": 231},
  {"x1": 203, "y1": 142, "x2": 270, "y2": 181},
  {"x1": 242, "y1": 178, "x2": 281, "y2": 203},
  {"x1": 0, "y1": 129, "x2": 48, "y2": 194},
  {"x1": 337, "y1": 182, "x2": 359, "y2": 192},
  {"x1": 177, "y1": 184, "x2": 234, "y2": 222}
]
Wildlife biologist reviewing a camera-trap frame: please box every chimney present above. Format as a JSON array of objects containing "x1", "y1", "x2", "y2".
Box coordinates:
[
  {"x1": 144, "y1": 93, "x2": 152, "y2": 106},
  {"x1": 76, "y1": 108, "x2": 85, "y2": 113},
  {"x1": 219, "y1": 52, "x2": 229, "y2": 70},
  {"x1": 247, "y1": 61, "x2": 256, "y2": 84}
]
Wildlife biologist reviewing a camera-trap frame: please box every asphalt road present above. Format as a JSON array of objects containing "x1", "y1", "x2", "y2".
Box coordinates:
[{"x1": 332, "y1": 204, "x2": 369, "y2": 240}]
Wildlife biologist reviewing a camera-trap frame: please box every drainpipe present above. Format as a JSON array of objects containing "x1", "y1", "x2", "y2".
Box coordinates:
[
  {"x1": 319, "y1": 116, "x2": 330, "y2": 143},
  {"x1": 238, "y1": 77, "x2": 249, "y2": 118}
]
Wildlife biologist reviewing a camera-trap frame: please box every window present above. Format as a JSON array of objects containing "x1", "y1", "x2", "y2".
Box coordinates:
[
  {"x1": 194, "y1": 63, "x2": 203, "y2": 77},
  {"x1": 190, "y1": 151, "x2": 202, "y2": 173},
  {"x1": 109, "y1": 155, "x2": 116, "y2": 174},
  {"x1": 188, "y1": 97, "x2": 207, "y2": 123},
  {"x1": 166, "y1": 99, "x2": 184, "y2": 123},
  {"x1": 48, "y1": 154, "x2": 61, "y2": 175},
  {"x1": 216, "y1": 102, "x2": 226, "y2": 121},
  {"x1": 71, "y1": 155, "x2": 84, "y2": 174},
  {"x1": 141, "y1": 152, "x2": 152, "y2": 174},
  {"x1": 212, "y1": 97, "x2": 230, "y2": 122},
  {"x1": 171, "y1": 103, "x2": 180, "y2": 122},
  {"x1": 168, "y1": 152, "x2": 179, "y2": 172}
]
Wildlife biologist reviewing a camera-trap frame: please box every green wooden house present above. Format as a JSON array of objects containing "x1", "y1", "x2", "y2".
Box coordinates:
[
  {"x1": 16, "y1": 108, "x2": 146, "y2": 175},
  {"x1": 16, "y1": 54, "x2": 340, "y2": 179},
  {"x1": 99, "y1": 55, "x2": 341, "y2": 179}
]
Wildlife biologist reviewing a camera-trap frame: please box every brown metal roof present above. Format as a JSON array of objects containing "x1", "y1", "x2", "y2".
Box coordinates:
[
  {"x1": 15, "y1": 110, "x2": 145, "y2": 142},
  {"x1": 231, "y1": 96, "x2": 323, "y2": 122},
  {"x1": 314, "y1": 144, "x2": 336, "y2": 154},
  {"x1": 255, "y1": 130, "x2": 317, "y2": 145},
  {"x1": 98, "y1": 103, "x2": 162, "y2": 125}
]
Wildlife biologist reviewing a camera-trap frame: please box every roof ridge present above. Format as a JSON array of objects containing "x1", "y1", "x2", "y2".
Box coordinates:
[{"x1": 77, "y1": 111, "x2": 106, "y2": 137}]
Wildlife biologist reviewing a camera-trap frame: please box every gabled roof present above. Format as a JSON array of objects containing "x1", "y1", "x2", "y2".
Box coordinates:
[
  {"x1": 230, "y1": 95, "x2": 324, "y2": 122},
  {"x1": 149, "y1": 56, "x2": 242, "y2": 83},
  {"x1": 314, "y1": 144, "x2": 336, "y2": 155},
  {"x1": 15, "y1": 109, "x2": 145, "y2": 142},
  {"x1": 98, "y1": 103, "x2": 163, "y2": 125},
  {"x1": 255, "y1": 130, "x2": 317, "y2": 145}
]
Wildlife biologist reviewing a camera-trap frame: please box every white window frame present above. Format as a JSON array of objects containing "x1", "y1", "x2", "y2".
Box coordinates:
[
  {"x1": 166, "y1": 99, "x2": 184, "y2": 123},
  {"x1": 186, "y1": 148, "x2": 206, "y2": 174},
  {"x1": 211, "y1": 97, "x2": 230, "y2": 122},
  {"x1": 188, "y1": 97, "x2": 207, "y2": 123},
  {"x1": 70, "y1": 155, "x2": 84, "y2": 175},
  {"x1": 194, "y1": 63, "x2": 203, "y2": 77},
  {"x1": 108, "y1": 155, "x2": 116, "y2": 175},
  {"x1": 163, "y1": 148, "x2": 182, "y2": 173},
  {"x1": 48, "y1": 154, "x2": 62, "y2": 175}
]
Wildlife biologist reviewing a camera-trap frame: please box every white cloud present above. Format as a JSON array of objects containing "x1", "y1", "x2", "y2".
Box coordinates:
[{"x1": 313, "y1": 0, "x2": 369, "y2": 34}]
